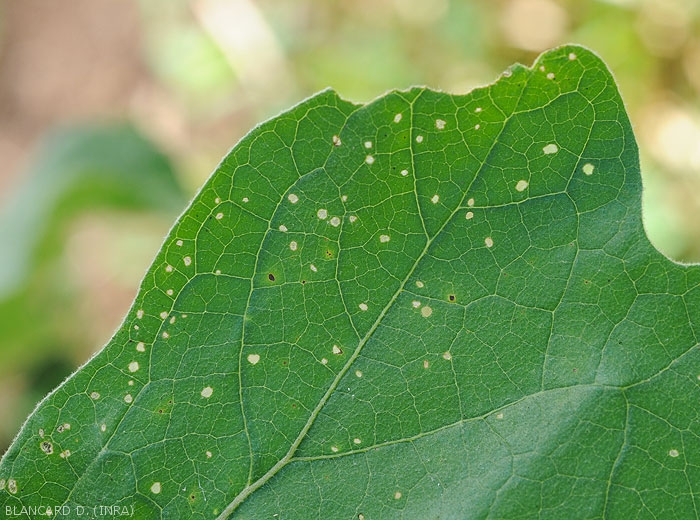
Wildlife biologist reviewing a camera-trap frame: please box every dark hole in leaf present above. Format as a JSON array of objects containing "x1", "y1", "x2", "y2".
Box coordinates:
[{"x1": 268, "y1": 273, "x2": 275, "y2": 282}]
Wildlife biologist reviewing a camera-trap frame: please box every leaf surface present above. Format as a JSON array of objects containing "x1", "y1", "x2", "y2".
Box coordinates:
[{"x1": 2, "y1": 45, "x2": 700, "y2": 520}]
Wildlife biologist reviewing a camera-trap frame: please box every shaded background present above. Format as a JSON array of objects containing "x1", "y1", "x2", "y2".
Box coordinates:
[{"x1": 1, "y1": 0, "x2": 699, "y2": 453}]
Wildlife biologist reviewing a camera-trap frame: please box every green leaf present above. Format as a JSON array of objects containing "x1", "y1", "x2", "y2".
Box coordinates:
[{"x1": 2, "y1": 45, "x2": 699, "y2": 519}]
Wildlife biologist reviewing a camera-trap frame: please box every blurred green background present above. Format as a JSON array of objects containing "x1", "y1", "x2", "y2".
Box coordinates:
[{"x1": 1, "y1": 0, "x2": 699, "y2": 453}]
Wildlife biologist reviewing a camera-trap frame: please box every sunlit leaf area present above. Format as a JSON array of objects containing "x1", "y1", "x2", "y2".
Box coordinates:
[{"x1": 0, "y1": 0, "x2": 699, "y2": 477}]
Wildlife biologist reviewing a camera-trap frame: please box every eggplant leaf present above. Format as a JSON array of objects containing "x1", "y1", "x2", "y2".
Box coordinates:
[{"x1": 2, "y1": 45, "x2": 700, "y2": 519}]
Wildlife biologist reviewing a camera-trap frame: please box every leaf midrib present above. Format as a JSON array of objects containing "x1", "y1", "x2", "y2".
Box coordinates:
[{"x1": 219, "y1": 70, "x2": 534, "y2": 519}]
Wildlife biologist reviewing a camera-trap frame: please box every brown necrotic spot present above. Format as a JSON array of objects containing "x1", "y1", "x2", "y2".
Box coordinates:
[{"x1": 40, "y1": 441, "x2": 53, "y2": 455}]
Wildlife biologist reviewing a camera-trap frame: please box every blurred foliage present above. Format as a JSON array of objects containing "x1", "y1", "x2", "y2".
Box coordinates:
[{"x1": 0, "y1": 0, "x2": 699, "y2": 453}]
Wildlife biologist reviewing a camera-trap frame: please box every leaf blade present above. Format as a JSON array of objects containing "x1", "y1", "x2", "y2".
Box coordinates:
[{"x1": 3, "y1": 45, "x2": 700, "y2": 520}]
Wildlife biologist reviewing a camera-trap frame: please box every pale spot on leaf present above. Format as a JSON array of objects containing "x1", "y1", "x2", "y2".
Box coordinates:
[
  {"x1": 160, "y1": 311, "x2": 168, "y2": 319},
  {"x1": 7, "y1": 479, "x2": 17, "y2": 494},
  {"x1": 247, "y1": 354, "x2": 260, "y2": 365},
  {"x1": 400, "y1": 169, "x2": 408, "y2": 176},
  {"x1": 321, "y1": 358, "x2": 328, "y2": 365},
  {"x1": 546, "y1": 72, "x2": 555, "y2": 80},
  {"x1": 136, "y1": 342, "x2": 146, "y2": 352},
  {"x1": 364, "y1": 141, "x2": 372, "y2": 149},
  {"x1": 176, "y1": 240, "x2": 183, "y2": 247},
  {"x1": 136, "y1": 309, "x2": 144, "y2": 319},
  {"x1": 394, "y1": 491, "x2": 402, "y2": 500},
  {"x1": 431, "y1": 194, "x2": 439, "y2": 204},
  {"x1": 215, "y1": 212, "x2": 224, "y2": 220},
  {"x1": 162, "y1": 331, "x2": 170, "y2": 339},
  {"x1": 485, "y1": 237, "x2": 494, "y2": 248},
  {"x1": 443, "y1": 351, "x2": 452, "y2": 360},
  {"x1": 355, "y1": 370, "x2": 362, "y2": 378},
  {"x1": 379, "y1": 234, "x2": 390, "y2": 243},
  {"x1": 331, "y1": 446, "x2": 339, "y2": 453},
  {"x1": 288, "y1": 193, "x2": 299, "y2": 204},
  {"x1": 279, "y1": 225, "x2": 288, "y2": 232},
  {"x1": 242, "y1": 197, "x2": 249, "y2": 203},
  {"x1": 394, "y1": 113, "x2": 402, "y2": 123},
  {"x1": 669, "y1": 449, "x2": 680, "y2": 458},
  {"x1": 353, "y1": 438, "x2": 362, "y2": 444},
  {"x1": 569, "y1": 52, "x2": 577, "y2": 60},
  {"x1": 421, "y1": 306, "x2": 433, "y2": 317},
  {"x1": 201, "y1": 386, "x2": 214, "y2": 398},
  {"x1": 467, "y1": 198, "x2": 475, "y2": 207},
  {"x1": 310, "y1": 264, "x2": 317, "y2": 272},
  {"x1": 332, "y1": 135, "x2": 341, "y2": 146},
  {"x1": 359, "y1": 303, "x2": 368, "y2": 311},
  {"x1": 165, "y1": 265, "x2": 173, "y2": 273},
  {"x1": 475, "y1": 107, "x2": 482, "y2": 113},
  {"x1": 515, "y1": 180, "x2": 529, "y2": 192},
  {"x1": 416, "y1": 135, "x2": 424, "y2": 143},
  {"x1": 583, "y1": 163, "x2": 595, "y2": 175},
  {"x1": 416, "y1": 280, "x2": 424, "y2": 288},
  {"x1": 365, "y1": 155, "x2": 375, "y2": 165},
  {"x1": 465, "y1": 211, "x2": 474, "y2": 220},
  {"x1": 90, "y1": 392, "x2": 100, "y2": 400},
  {"x1": 543, "y1": 143, "x2": 559, "y2": 154},
  {"x1": 151, "y1": 482, "x2": 161, "y2": 494},
  {"x1": 128, "y1": 361, "x2": 139, "y2": 373},
  {"x1": 206, "y1": 451, "x2": 213, "y2": 458},
  {"x1": 412, "y1": 300, "x2": 421, "y2": 308},
  {"x1": 475, "y1": 124, "x2": 480, "y2": 130},
  {"x1": 330, "y1": 216, "x2": 341, "y2": 227},
  {"x1": 290, "y1": 241, "x2": 298, "y2": 251},
  {"x1": 435, "y1": 119, "x2": 446, "y2": 130},
  {"x1": 317, "y1": 208, "x2": 328, "y2": 220},
  {"x1": 183, "y1": 256, "x2": 192, "y2": 267},
  {"x1": 332, "y1": 345, "x2": 342, "y2": 355},
  {"x1": 100, "y1": 424, "x2": 106, "y2": 432},
  {"x1": 166, "y1": 289, "x2": 174, "y2": 296},
  {"x1": 349, "y1": 215, "x2": 358, "y2": 223},
  {"x1": 423, "y1": 359, "x2": 429, "y2": 369},
  {"x1": 124, "y1": 394, "x2": 133, "y2": 404}
]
